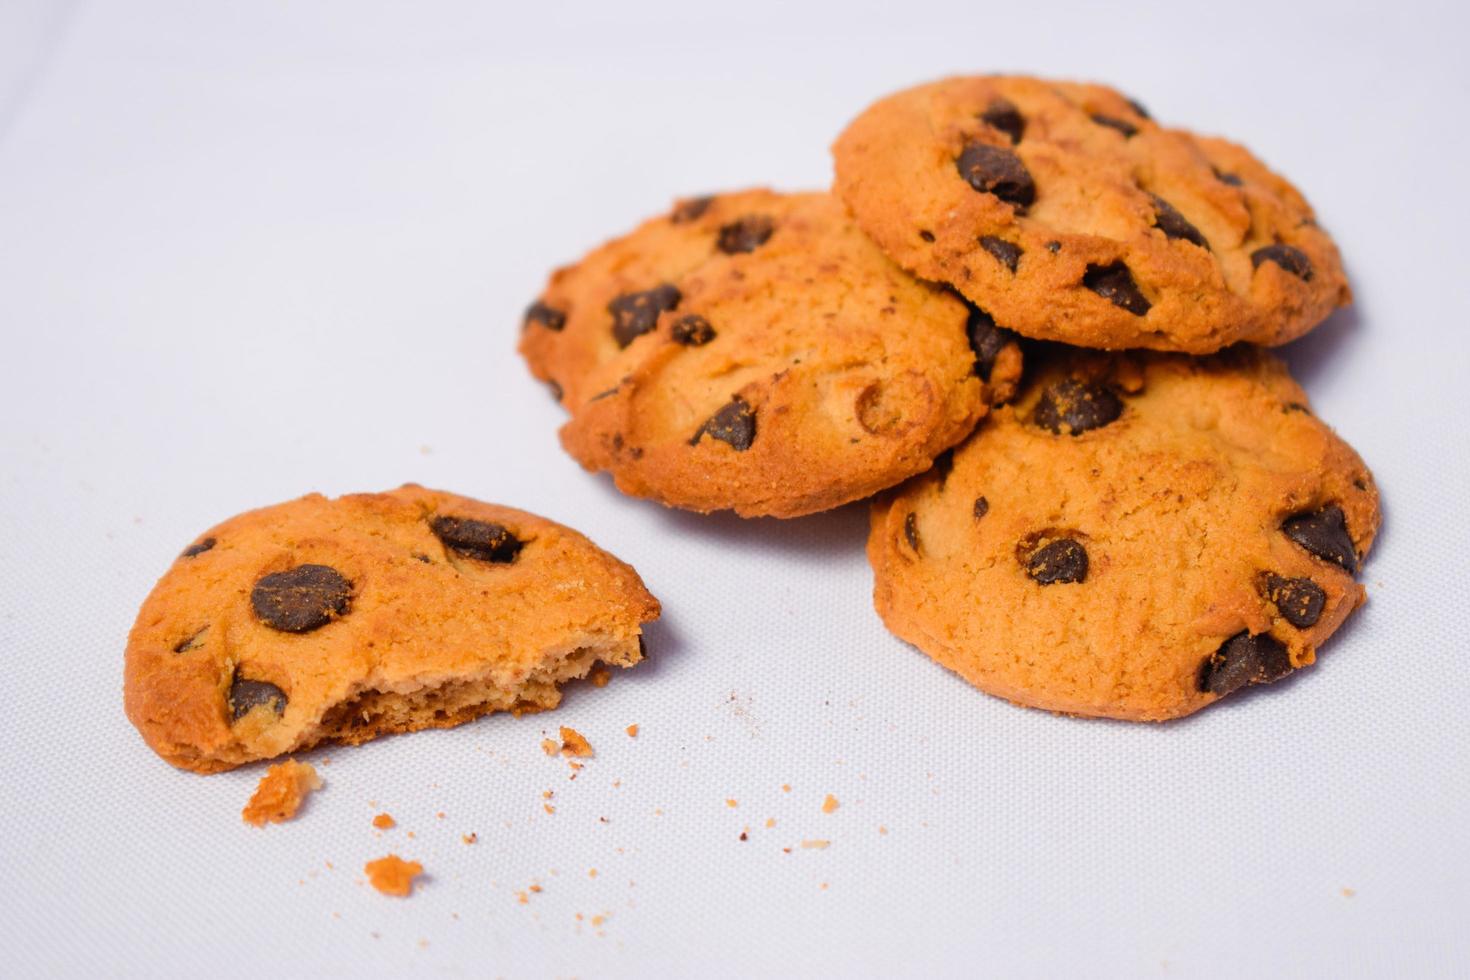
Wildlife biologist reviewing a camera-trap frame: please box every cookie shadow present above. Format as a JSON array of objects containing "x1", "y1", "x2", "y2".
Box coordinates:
[
  {"x1": 1276, "y1": 301, "x2": 1362, "y2": 391},
  {"x1": 640, "y1": 494, "x2": 873, "y2": 562}
]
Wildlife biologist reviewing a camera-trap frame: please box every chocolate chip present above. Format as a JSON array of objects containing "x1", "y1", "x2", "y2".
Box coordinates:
[
  {"x1": 979, "y1": 236, "x2": 1022, "y2": 272},
  {"x1": 931, "y1": 449, "x2": 955, "y2": 486},
  {"x1": 1091, "y1": 113, "x2": 1137, "y2": 137},
  {"x1": 173, "y1": 626, "x2": 207, "y2": 653},
  {"x1": 1045, "y1": 240, "x2": 1061, "y2": 253},
  {"x1": 524, "y1": 300, "x2": 566, "y2": 332},
  {"x1": 965, "y1": 305, "x2": 1016, "y2": 382},
  {"x1": 973, "y1": 496, "x2": 990, "y2": 520},
  {"x1": 589, "y1": 385, "x2": 619, "y2": 402},
  {"x1": 608, "y1": 284, "x2": 681, "y2": 348},
  {"x1": 1281, "y1": 506, "x2": 1357, "y2": 572},
  {"x1": 229, "y1": 673, "x2": 287, "y2": 722},
  {"x1": 431, "y1": 515, "x2": 524, "y2": 564},
  {"x1": 979, "y1": 98, "x2": 1025, "y2": 144},
  {"x1": 919, "y1": 230, "x2": 935, "y2": 243},
  {"x1": 904, "y1": 513, "x2": 920, "y2": 553},
  {"x1": 1261, "y1": 573, "x2": 1327, "y2": 629},
  {"x1": 956, "y1": 142, "x2": 1035, "y2": 208},
  {"x1": 1149, "y1": 194, "x2": 1208, "y2": 249},
  {"x1": 717, "y1": 215, "x2": 775, "y2": 254},
  {"x1": 1126, "y1": 97, "x2": 1151, "y2": 120},
  {"x1": 671, "y1": 314, "x2": 716, "y2": 346},
  {"x1": 1025, "y1": 538, "x2": 1088, "y2": 585},
  {"x1": 1198, "y1": 632, "x2": 1292, "y2": 697},
  {"x1": 181, "y1": 537, "x2": 215, "y2": 558},
  {"x1": 1213, "y1": 167, "x2": 1244, "y2": 187},
  {"x1": 1283, "y1": 401, "x2": 1310, "y2": 414},
  {"x1": 1083, "y1": 262, "x2": 1151, "y2": 316},
  {"x1": 251, "y1": 564, "x2": 352, "y2": 633},
  {"x1": 1034, "y1": 379, "x2": 1123, "y2": 435},
  {"x1": 671, "y1": 195, "x2": 714, "y2": 223},
  {"x1": 412, "y1": 553, "x2": 432, "y2": 564},
  {"x1": 1252, "y1": 244, "x2": 1313, "y2": 280},
  {"x1": 691, "y1": 396, "x2": 755, "y2": 450}
]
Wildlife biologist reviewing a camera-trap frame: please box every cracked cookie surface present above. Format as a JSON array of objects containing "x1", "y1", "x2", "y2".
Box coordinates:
[
  {"x1": 867, "y1": 347, "x2": 1378, "y2": 721},
  {"x1": 518, "y1": 189, "x2": 1019, "y2": 518},
  {"x1": 833, "y1": 75, "x2": 1350, "y2": 353},
  {"x1": 124, "y1": 485, "x2": 659, "y2": 772}
]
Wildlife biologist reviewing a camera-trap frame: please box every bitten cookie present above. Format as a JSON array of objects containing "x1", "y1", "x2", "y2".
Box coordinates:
[
  {"x1": 868, "y1": 347, "x2": 1379, "y2": 721},
  {"x1": 518, "y1": 189, "x2": 1020, "y2": 518},
  {"x1": 124, "y1": 485, "x2": 660, "y2": 772},
  {"x1": 833, "y1": 75, "x2": 1350, "y2": 353}
]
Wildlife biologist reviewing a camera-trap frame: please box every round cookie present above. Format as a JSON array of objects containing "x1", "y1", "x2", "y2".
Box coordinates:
[
  {"x1": 833, "y1": 75, "x2": 1351, "y2": 353},
  {"x1": 867, "y1": 346, "x2": 1379, "y2": 721},
  {"x1": 518, "y1": 189, "x2": 1021, "y2": 518},
  {"x1": 124, "y1": 485, "x2": 660, "y2": 772}
]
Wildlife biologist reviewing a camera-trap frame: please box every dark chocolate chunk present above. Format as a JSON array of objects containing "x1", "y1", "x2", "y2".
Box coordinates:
[
  {"x1": 1149, "y1": 194, "x2": 1208, "y2": 249},
  {"x1": 1034, "y1": 379, "x2": 1123, "y2": 435},
  {"x1": 524, "y1": 300, "x2": 566, "y2": 332},
  {"x1": 1083, "y1": 262, "x2": 1151, "y2": 316},
  {"x1": 431, "y1": 515, "x2": 524, "y2": 564},
  {"x1": 1261, "y1": 573, "x2": 1327, "y2": 629},
  {"x1": 979, "y1": 235, "x2": 1022, "y2": 272},
  {"x1": 1045, "y1": 240, "x2": 1061, "y2": 253},
  {"x1": 717, "y1": 215, "x2": 775, "y2": 254},
  {"x1": 1281, "y1": 506, "x2": 1357, "y2": 572},
  {"x1": 956, "y1": 142, "x2": 1035, "y2": 208},
  {"x1": 173, "y1": 626, "x2": 207, "y2": 653},
  {"x1": 250, "y1": 564, "x2": 352, "y2": 633},
  {"x1": 1091, "y1": 113, "x2": 1137, "y2": 137},
  {"x1": 1025, "y1": 538, "x2": 1088, "y2": 584},
  {"x1": 181, "y1": 537, "x2": 216, "y2": 558},
  {"x1": 229, "y1": 673, "x2": 287, "y2": 722},
  {"x1": 1199, "y1": 632, "x2": 1292, "y2": 697},
  {"x1": 965, "y1": 305, "x2": 1016, "y2": 382},
  {"x1": 979, "y1": 98, "x2": 1025, "y2": 144},
  {"x1": 1252, "y1": 244, "x2": 1313, "y2": 280},
  {"x1": 904, "y1": 513, "x2": 921, "y2": 553},
  {"x1": 973, "y1": 496, "x2": 990, "y2": 520},
  {"x1": 671, "y1": 314, "x2": 716, "y2": 346},
  {"x1": 919, "y1": 230, "x2": 935, "y2": 243},
  {"x1": 1126, "y1": 97, "x2": 1151, "y2": 120},
  {"x1": 608, "y1": 283, "x2": 681, "y2": 348},
  {"x1": 931, "y1": 449, "x2": 955, "y2": 487},
  {"x1": 671, "y1": 195, "x2": 714, "y2": 223},
  {"x1": 1213, "y1": 167, "x2": 1244, "y2": 187},
  {"x1": 690, "y1": 396, "x2": 756, "y2": 450}
]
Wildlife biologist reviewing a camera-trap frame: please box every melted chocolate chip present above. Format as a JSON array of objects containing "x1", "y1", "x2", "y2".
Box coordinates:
[
  {"x1": 671, "y1": 314, "x2": 716, "y2": 346},
  {"x1": 904, "y1": 513, "x2": 920, "y2": 553},
  {"x1": 1025, "y1": 538, "x2": 1088, "y2": 584},
  {"x1": 1034, "y1": 379, "x2": 1123, "y2": 435},
  {"x1": 1281, "y1": 506, "x2": 1357, "y2": 572},
  {"x1": 717, "y1": 215, "x2": 775, "y2": 254},
  {"x1": 1091, "y1": 113, "x2": 1137, "y2": 137},
  {"x1": 181, "y1": 537, "x2": 216, "y2": 558},
  {"x1": 973, "y1": 496, "x2": 990, "y2": 520},
  {"x1": 965, "y1": 305, "x2": 1016, "y2": 382},
  {"x1": 251, "y1": 564, "x2": 352, "y2": 633},
  {"x1": 1213, "y1": 167, "x2": 1244, "y2": 187},
  {"x1": 173, "y1": 626, "x2": 207, "y2": 653},
  {"x1": 1261, "y1": 573, "x2": 1327, "y2": 629},
  {"x1": 1149, "y1": 194, "x2": 1208, "y2": 249},
  {"x1": 956, "y1": 142, "x2": 1035, "y2": 208},
  {"x1": 229, "y1": 673, "x2": 287, "y2": 722},
  {"x1": 431, "y1": 515, "x2": 524, "y2": 564},
  {"x1": 979, "y1": 98, "x2": 1025, "y2": 144},
  {"x1": 1252, "y1": 244, "x2": 1314, "y2": 280},
  {"x1": 1083, "y1": 262, "x2": 1151, "y2": 316},
  {"x1": 1199, "y1": 632, "x2": 1292, "y2": 697},
  {"x1": 979, "y1": 235, "x2": 1022, "y2": 272},
  {"x1": 608, "y1": 284, "x2": 681, "y2": 348},
  {"x1": 671, "y1": 195, "x2": 714, "y2": 223},
  {"x1": 691, "y1": 396, "x2": 756, "y2": 450},
  {"x1": 524, "y1": 300, "x2": 566, "y2": 332}
]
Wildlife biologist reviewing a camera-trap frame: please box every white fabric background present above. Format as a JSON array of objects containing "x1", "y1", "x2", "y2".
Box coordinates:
[{"x1": 2, "y1": 1, "x2": 1467, "y2": 976}]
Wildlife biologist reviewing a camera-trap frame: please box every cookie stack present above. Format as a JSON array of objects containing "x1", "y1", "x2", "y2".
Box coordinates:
[{"x1": 519, "y1": 74, "x2": 1379, "y2": 723}]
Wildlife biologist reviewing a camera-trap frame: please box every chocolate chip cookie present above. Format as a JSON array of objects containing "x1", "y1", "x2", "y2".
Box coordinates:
[
  {"x1": 833, "y1": 75, "x2": 1350, "y2": 353},
  {"x1": 867, "y1": 346, "x2": 1378, "y2": 721},
  {"x1": 124, "y1": 485, "x2": 660, "y2": 772},
  {"x1": 518, "y1": 189, "x2": 1021, "y2": 518}
]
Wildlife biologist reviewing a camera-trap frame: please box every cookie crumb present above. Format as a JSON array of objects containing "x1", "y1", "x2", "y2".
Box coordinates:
[
  {"x1": 801, "y1": 839, "x2": 830, "y2": 850},
  {"x1": 782, "y1": 784, "x2": 791, "y2": 793},
  {"x1": 738, "y1": 831, "x2": 748, "y2": 841},
  {"x1": 589, "y1": 665, "x2": 612, "y2": 687},
  {"x1": 559, "y1": 726, "x2": 594, "y2": 758},
  {"x1": 241, "y1": 759, "x2": 321, "y2": 826},
  {"x1": 591, "y1": 914, "x2": 606, "y2": 927},
  {"x1": 1341, "y1": 887, "x2": 1356, "y2": 898},
  {"x1": 726, "y1": 798, "x2": 738, "y2": 808},
  {"x1": 765, "y1": 817, "x2": 776, "y2": 828},
  {"x1": 588, "y1": 868, "x2": 598, "y2": 878},
  {"x1": 626, "y1": 724, "x2": 639, "y2": 738},
  {"x1": 462, "y1": 832, "x2": 478, "y2": 844},
  {"x1": 372, "y1": 812, "x2": 395, "y2": 830},
  {"x1": 544, "y1": 803, "x2": 556, "y2": 815},
  {"x1": 541, "y1": 738, "x2": 559, "y2": 756},
  {"x1": 822, "y1": 794, "x2": 839, "y2": 814},
  {"x1": 435, "y1": 811, "x2": 445, "y2": 820},
  {"x1": 364, "y1": 855, "x2": 423, "y2": 897},
  {"x1": 879, "y1": 825, "x2": 888, "y2": 835}
]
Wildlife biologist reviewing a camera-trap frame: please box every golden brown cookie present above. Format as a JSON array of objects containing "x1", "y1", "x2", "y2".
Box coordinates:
[
  {"x1": 867, "y1": 347, "x2": 1379, "y2": 721},
  {"x1": 124, "y1": 485, "x2": 659, "y2": 772},
  {"x1": 833, "y1": 75, "x2": 1350, "y2": 353},
  {"x1": 518, "y1": 189, "x2": 1020, "y2": 518}
]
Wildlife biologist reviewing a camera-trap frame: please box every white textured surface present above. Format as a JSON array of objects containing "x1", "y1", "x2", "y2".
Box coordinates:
[{"x1": 1, "y1": 2, "x2": 1467, "y2": 977}]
